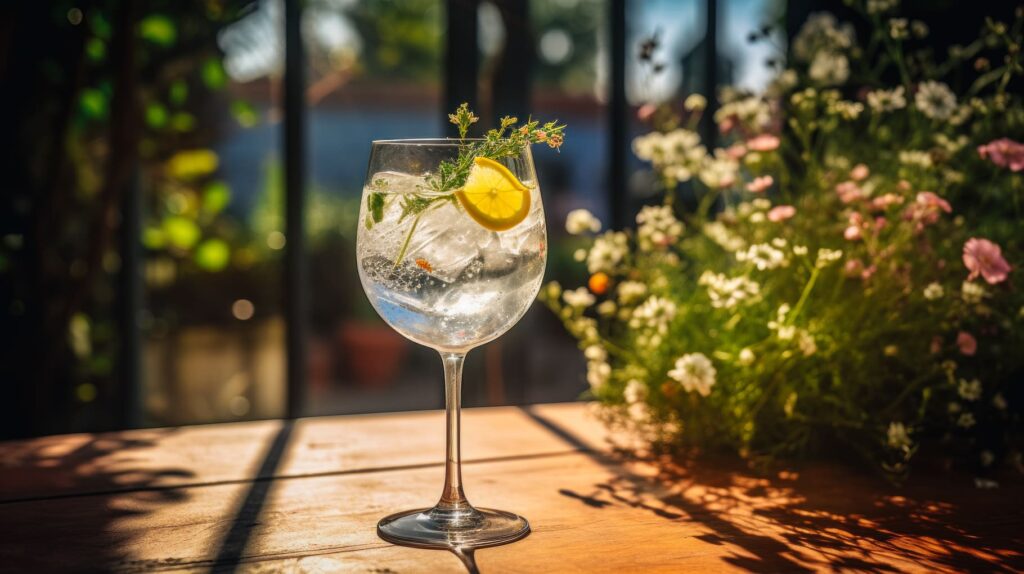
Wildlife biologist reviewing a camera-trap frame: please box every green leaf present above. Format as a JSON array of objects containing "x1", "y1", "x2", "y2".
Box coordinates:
[
  {"x1": 79, "y1": 88, "x2": 107, "y2": 119},
  {"x1": 141, "y1": 226, "x2": 166, "y2": 249},
  {"x1": 201, "y1": 58, "x2": 227, "y2": 89},
  {"x1": 145, "y1": 102, "x2": 168, "y2": 128},
  {"x1": 368, "y1": 192, "x2": 385, "y2": 224},
  {"x1": 162, "y1": 216, "x2": 201, "y2": 250},
  {"x1": 86, "y1": 38, "x2": 105, "y2": 62},
  {"x1": 139, "y1": 14, "x2": 177, "y2": 47},
  {"x1": 169, "y1": 80, "x2": 188, "y2": 106},
  {"x1": 202, "y1": 181, "x2": 232, "y2": 215},
  {"x1": 90, "y1": 11, "x2": 111, "y2": 39},
  {"x1": 195, "y1": 238, "x2": 231, "y2": 271},
  {"x1": 166, "y1": 149, "x2": 218, "y2": 180},
  {"x1": 230, "y1": 100, "x2": 258, "y2": 127},
  {"x1": 169, "y1": 112, "x2": 195, "y2": 132}
]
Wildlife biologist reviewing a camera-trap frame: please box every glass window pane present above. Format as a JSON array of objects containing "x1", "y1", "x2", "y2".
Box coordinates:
[{"x1": 142, "y1": 0, "x2": 285, "y2": 426}]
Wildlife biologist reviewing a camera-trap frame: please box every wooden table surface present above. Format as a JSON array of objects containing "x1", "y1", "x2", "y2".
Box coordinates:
[{"x1": 1, "y1": 402, "x2": 1022, "y2": 573}]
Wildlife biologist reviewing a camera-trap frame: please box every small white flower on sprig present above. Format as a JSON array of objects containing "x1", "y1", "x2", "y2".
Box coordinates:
[
  {"x1": 915, "y1": 80, "x2": 958, "y2": 121},
  {"x1": 957, "y1": 412, "x2": 976, "y2": 429},
  {"x1": 565, "y1": 209, "x2": 602, "y2": 235},
  {"x1": 617, "y1": 281, "x2": 648, "y2": 306},
  {"x1": 698, "y1": 271, "x2": 761, "y2": 309},
  {"x1": 961, "y1": 281, "x2": 987, "y2": 305},
  {"x1": 737, "y1": 243, "x2": 790, "y2": 270},
  {"x1": 923, "y1": 282, "x2": 944, "y2": 300},
  {"x1": 887, "y1": 422, "x2": 912, "y2": 451},
  {"x1": 667, "y1": 353, "x2": 717, "y2": 397},
  {"x1": 958, "y1": 378, "x2": 982, "y2": 401},
  {"x1": 586, "y1": 231, "x2": 629, "y2": 274},
  {"x1": 636, "y1": 205, "x2": 684, "y2": 251},
  {"x1": 562, "y1": 287, "x2": 595, "y2": 309},
  {"x1": 866, "y1": 86, "x2": 907, "y2": 112}
]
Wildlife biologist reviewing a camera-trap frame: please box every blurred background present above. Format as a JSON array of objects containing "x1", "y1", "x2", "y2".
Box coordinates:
[{"x1": 4, "y1": 0, "x2": 983, "y2": 438}]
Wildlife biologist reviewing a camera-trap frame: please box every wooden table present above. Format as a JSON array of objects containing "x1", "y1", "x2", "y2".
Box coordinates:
[{"x1": 1, "y1": 402, "x2": 1021, "y2": 573}]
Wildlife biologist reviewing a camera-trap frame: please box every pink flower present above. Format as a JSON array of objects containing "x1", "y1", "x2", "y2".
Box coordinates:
[
  {"x1": 746, "y1": 134, "x2": 780, "y2": 152},
  {"x1": 957, "y1": 331, "x2": 977, "y2": 356},
  {"x1": 727, "y1": 144, "x2": 748, "y2": 159},
  {"x1": 844, "y1": 259, "x2": 864, "y2": 277},
  {"x1": 746, "y1": 175, "x2": 774, "y2": 193},
  {"x1": 904, "y1": 191, "x2": 952, "y2": 230},
  {"x1": 897, "y1": 180, "x2": 912, "y2": 191},
  {"x1": 835, "y1": 181, "x2": 864, "y2": 203},
  {"x1": 850, "y1": 164, "x2": 870, "y2": 181},
  {"x1": 930, "y1": 336, "x2": 942, "y2": 354},
  {"x1": 871, "y1": 193, "x2": 904, "y2": 211},
  {"x1": 977, "y1": 138, "x2": 1024, "y2": 172},
  {"x1": 963, "y1": 238, "x2": 1012, "y2": 284},
  {"x1": 637, "y1": 103, "x2": 657, "y2": 122},
  {"x1": 767, "y1": 205, "x2": 795, "y2": 222},
  {"x1": 844, "y1": 226, "x2": 862, "y2": 241}
]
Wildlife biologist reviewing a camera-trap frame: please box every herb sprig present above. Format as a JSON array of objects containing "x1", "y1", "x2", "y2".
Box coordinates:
[{"x1": 373, "y1": 104, "x2": 566, "y2": 268}]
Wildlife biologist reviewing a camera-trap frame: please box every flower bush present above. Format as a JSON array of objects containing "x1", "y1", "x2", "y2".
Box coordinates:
[{"x1": 541, "y1": 3, "x2": 1024, "y2": 478}]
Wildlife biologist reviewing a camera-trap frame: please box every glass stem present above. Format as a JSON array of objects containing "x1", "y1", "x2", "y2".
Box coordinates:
[{"x1": 431, "y1": 351, "x2": 482, "y2": 525}]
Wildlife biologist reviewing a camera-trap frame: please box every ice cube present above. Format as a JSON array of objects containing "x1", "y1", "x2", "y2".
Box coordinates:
[{"x1": 403, "y1": 201, "x2": 495, "y2": 283}]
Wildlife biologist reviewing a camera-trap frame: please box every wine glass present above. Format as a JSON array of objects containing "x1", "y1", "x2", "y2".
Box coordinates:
[{"x1": 356, "y1": 139, "x2": 546, "y2": 549}]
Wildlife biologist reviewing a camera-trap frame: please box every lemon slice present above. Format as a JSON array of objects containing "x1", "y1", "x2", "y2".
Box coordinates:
[{"x1": 455, "y1": 157, "x2": 531, "y2": 231}]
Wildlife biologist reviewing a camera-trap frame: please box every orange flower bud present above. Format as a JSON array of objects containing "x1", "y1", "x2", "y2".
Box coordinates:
[{"x1": 588, "y1": 272, "x2": 610, "y2": 295}]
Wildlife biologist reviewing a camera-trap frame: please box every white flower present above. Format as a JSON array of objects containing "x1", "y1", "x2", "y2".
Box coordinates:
[
  {"x1": 632, "y1": 129, "x2": 707, "y2": 183},
  {"x1": 915, "y1": 81, "x2": 957, "y2": 121},
  {"x1": 714, "y1": 95, "x2": 772, "y2": 132},
  {"x1": 831, "y1": 100, "x2": 863, "y2": 119},
  {"x1": 737, "y1": 243, "x2": 790, "y2": 270},
  {"x1": 587, "y1": 360, "x2": 611, "y2": 390},
  {"x1": 565, "y1": 209, "x2": 601, "y2": 235},
  {"x1": 668, "y1": 353, "x2": 717, "y2": 397},
  {"x1": 957, "y1": 412, "x2": 976, "y2": 428},
  {"x1": 699, "y1": 149, "x2": 740, "y2": 189},
  {"x1": 993, "y1": 393, "x2": 1008, "y2": 411},
  {"x1": 887, "y1": 422, "x2": 912, "y2": 450},
  {"x1": 573, "y1": 248, "x2": 587, "y2": 261},
  {"x1": 629, "y1": 296, "x2": 677, "y2": 336},
  {"x1": 684, "y1": 93, "x2": 707, "y2": 112},
  {"x1": 738, "y1": 348, "x2": 756, "y2": 366},
  {"x1": 623, "y1": 379, "x2": 648, "y2": 404},
  {"x1": 948, "y1": 401, "x2": 962, "y2": 414},
  {"x1": 962, "y1": 281, "x2": 987, "y2": 305},
  {"x1": 636, "y1": 205, "x2": 684, "y2": 251},
  {"x1": 698, "y1": 271, "x2": 761, "y2": 309},
  {"x1": 923, "y1": 282, "x2": 944, "y2": 300},
  {"x1": 793, "y1": 244, "x2": 809, "y2": 256},
  {"x1": 617, "y1": 281, "x2": 648, "y2": 305},
  {"x1": 596, "y1": 300, "x2": 617, "y2": 316},
  {"x1": 867, "y1": 0, "x2": 898, "y2": 14},
  {"x1": 703, "y1": 221, "x2": 746, "y2": 252},
  {"x1": 584, "y1": 345, "x2": 607, "y2": 362},
  {"x1": 889, "y1": 18, "x2": 909, "y2": 40},
  {"x1": 898, "y1": 150, "x2": 933, "y2": 167},
  {"x1": 866, "y1": 86, "x2": 907, "y2": 112},
  {"x1": 793, "y1": 13, "x2": 855, "y2": 63},
  {"x1": 809, "y1": 51, "x2": 850, "y2": 85},
  {"x1": 563, "y1": 287, "x2": 595, "y2": 309},
  {"x1": 586, "y1": 231, "x2": 629, "y2": 274},
  {"x1": 958, "y1": 378, "x2": 982, "y2": 401},
  {"x1": 797, "y1": 330, "x2": 818, "y2": 356},
  {"x1": 911, "y1": 20, "x2": 928, "y2": 38}
]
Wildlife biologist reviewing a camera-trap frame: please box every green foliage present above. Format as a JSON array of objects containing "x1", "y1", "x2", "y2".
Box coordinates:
[
  {"x1": 201, "y1": 181, "x2": 231, "y2": 215},
  {"x1": 139, "y1": 14, "x2": 177, "y2": 47},
  {"x1": 545, "y1": 4, "x2": 1024, "y2": 477},
  {"x1": 194, "y1": 239, "x2": 231, "y2": 271},
  {"x1": 201, "y1": 57, "x2": 226, "y2": 89},
  {"x1": 162, "y1": 216, "x2": 201, "y2": 250}
]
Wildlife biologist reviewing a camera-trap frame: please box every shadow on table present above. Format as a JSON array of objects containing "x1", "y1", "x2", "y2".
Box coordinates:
[
  {"x1": 0, "y1": 429, "x2": 195, "y2": 573},
  {"x1": 524, "y1": 407, "x2": 1024, "y2": 573}
]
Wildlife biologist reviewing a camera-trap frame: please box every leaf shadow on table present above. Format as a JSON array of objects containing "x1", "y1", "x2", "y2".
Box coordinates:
[
  {"x1": 524, "y1": 408, "x2": 1024, "y2": 573},
  {"x1": 0, "y1": 429, "x2": 195, "y2": 573}
]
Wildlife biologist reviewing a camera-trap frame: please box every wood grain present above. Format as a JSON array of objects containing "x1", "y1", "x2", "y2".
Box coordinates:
[{"x1": 0, "y1": 402, "x2": 1021, "y2": 573}]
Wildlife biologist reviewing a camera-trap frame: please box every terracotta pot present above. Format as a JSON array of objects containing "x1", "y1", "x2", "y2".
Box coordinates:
[{"x1": 336, "y1": 322, "x2": 409, "y2": 388}]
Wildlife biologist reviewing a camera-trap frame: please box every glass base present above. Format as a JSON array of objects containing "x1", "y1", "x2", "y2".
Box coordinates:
[{"x1": 377, "y1": 506, "x2": 530, "y2": 549}]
